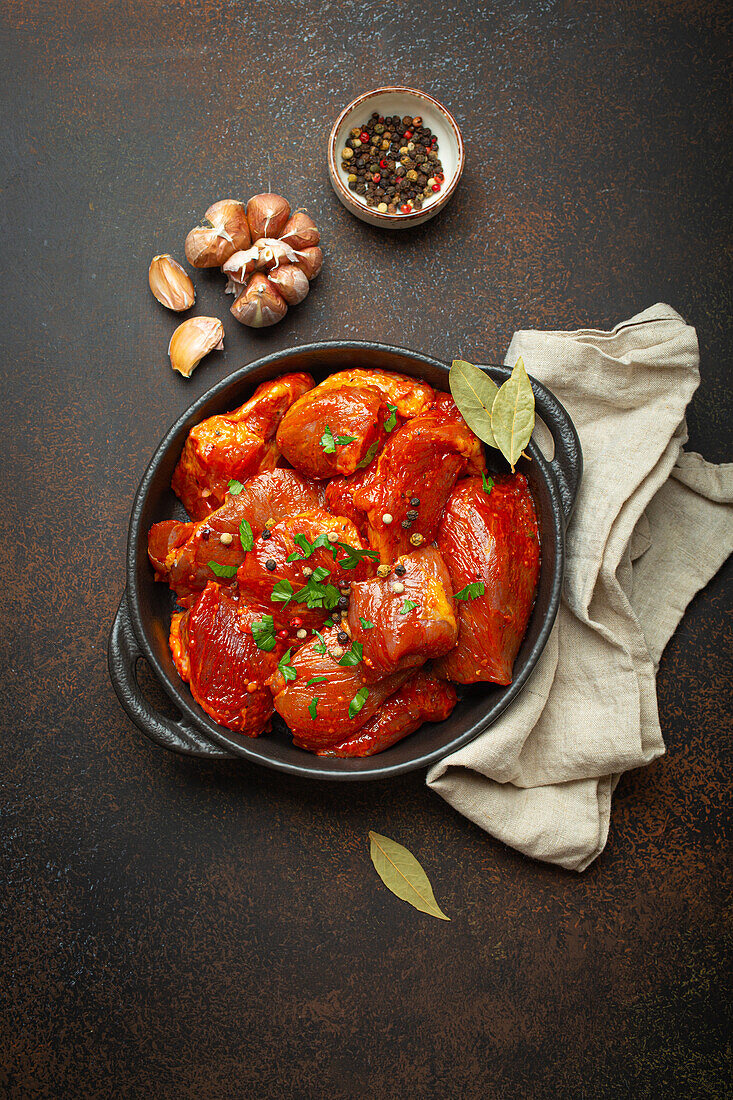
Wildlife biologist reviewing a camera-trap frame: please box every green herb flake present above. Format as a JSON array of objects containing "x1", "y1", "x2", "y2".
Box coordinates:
[
  {"x1": 320, "y1": 424, "x2": 357, "y2": 454},
  {"x1": 453, "y1": 581, "x2": 486, "y2": 601},
  {"x1": 481, "y1": 472, "x2": 494, "y2": 495},
  {"x1": 384, "y1": 404, "x2": 398, "y2": 433},
  {"x1": 348, "y1": 686, "x2": 369, "y2": 719},
  {"x1": 228, "y1": 479, "x2": 244, "y2": 495},
  {"x1": 251, "y1": 614, "x2": 277, "y2": 652},
  {"x1": 239, "y1": 519, "x2": 254, "y2": 551},
  {"x1": 357, "y1": 440, "x2": 380, "y2": 469},
  {"x1": 336, "y1": 542, "x2": 380, "y2": 570},
  {"x1": 208, "y1": 561, "x2": 238, "y2": 578},
  {"x1": 399, "y1": 599, "x2": 419, "y2": 614},
  {"x1": 338, "y1": 641, "x2": 364, "y2": 667},
  {"x1": 359, "y1": 617, "x2": 375, "y2": 630},
  {"x1": 286, "y1": 532, "x2": 331, "y2": 562},
  {"x1": 277, "y1": 647, "x2": 297, "y2": 683},
  {"x1": 305, "y1": 675, "x2": 328, "y2": 687},
  {"x1": 294, "y1": 567, "x2": 340, "y2": 610},
  {"x1": 271, "y1": 578, "x2": 295, "y2": 605},
  {"x1": 312, "y1": 630, "x2": 327, "y2": 655},
  {"x1": 308, "y1": 698, "x2": 318, "y2": 719}
]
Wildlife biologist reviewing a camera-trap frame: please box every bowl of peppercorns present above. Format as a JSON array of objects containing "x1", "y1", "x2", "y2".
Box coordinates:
[{"x1": 328, "y1": 87, "x2": 464, "y2": 228}]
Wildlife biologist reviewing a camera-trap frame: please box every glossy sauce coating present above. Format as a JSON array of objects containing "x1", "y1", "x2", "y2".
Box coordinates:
[
  {"x1": 347, "y1": 546, "x2": 457, "y2": 682},
  {"x1": 434, "y1": 474, "x2": 540, "y2": 685},
  {"x1": 172, "y1": 372, "x2": 313, "y2": 519},
  {"x1": 170, "y1": 583, "x2": 286, "y2": 734},
  {"x1": 319, "y1": 671, "x2": 457, "y2": 757},
  {"x1": 148, "y1": 469, "x2": 325, "y2": 606},
  {"x1": 276, "y1": 384, "x2": 389, "y2": 479}
]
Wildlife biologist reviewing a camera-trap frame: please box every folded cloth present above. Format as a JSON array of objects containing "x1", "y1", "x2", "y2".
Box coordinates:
[{"x1": 427, "y1": 304, "x2": 733, "y2": 871}]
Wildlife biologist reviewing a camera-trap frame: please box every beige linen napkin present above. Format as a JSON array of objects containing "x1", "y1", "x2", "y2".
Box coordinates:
[{"x1": 427, "y1": 304, "x2": 733, "y2": 871}]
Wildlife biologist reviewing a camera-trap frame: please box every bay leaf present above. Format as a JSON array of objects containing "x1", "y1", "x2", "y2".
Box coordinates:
[
  {"x1": 368, "y1": 831, "x2": 450, "y2": 921},
  {"x1": 449, "y1": 359, "x2": 500, "y2": 448},
  {"x1": 490, "y1": 356, "x2": 535, "y2": 470}
]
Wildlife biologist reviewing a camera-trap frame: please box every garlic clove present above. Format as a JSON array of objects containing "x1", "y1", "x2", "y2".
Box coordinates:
[
  {"x1": 222, "y1": 246, "x2": 260, "y2": 283},
  {"x1": 168, "y1": 316, "x2": 224, "y2": 377},
  {"x1": 230, "y1": 273, "x2": 287, "y2": 328},
  {"x1": 294, "y1": 246, "x2": 323, "y2": 281},
  {"x1": 148, "y1": 254, "x2": 195, "y2": 311},
  {"x1": 204, "y1": 199, "x2": 251, "y2": 252},
  {"x1": 185, "y1": 226, "x2": 235, "y2": 268},
  {"x1": 252, "y1": 237, "x2": 299, "y2": 271},
  {"x1": 185, "y1": 199, "x2": 250, "y2": 267},
  {"x1": 268, "y1": 263, "x2": 310, "y2": 306},
  {"x1": 246, "y1": 193, "x2": 291, "y2": 242},
  {"x1": 280, "y1": 211, "x2": 320, "y2": 250}
]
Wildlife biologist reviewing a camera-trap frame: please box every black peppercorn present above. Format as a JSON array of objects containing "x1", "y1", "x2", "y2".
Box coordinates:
[
  {"x1": 337, "y1": 596, "x2": 349, "y2": 610},
  {"x1": 201, "y1": 528, "x2": 211, "y2": 541},
  {"x1": 395, "y1": 564, "x2": 406, "y2": 576},
  {"x1": 262, "y1": 529, "x2": 272, "y2": 540},
  {"x1": 407, "y1": 509, "x2": 418, "y2": 520},
  {"x1": 410, "y1": 497, "x2": 420, "y2": 506},
  {"x1": 265, "y1": 559, "x2": 276, "y2": 571},
  {"x1": 337, "y1": 631, "x2": 349, "y2": 644},
  {"x1": 401, "y1": 519, "x2": 412, "y2": 529}
]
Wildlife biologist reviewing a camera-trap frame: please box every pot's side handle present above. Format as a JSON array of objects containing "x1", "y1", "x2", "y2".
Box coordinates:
[
  {"x1": 529, "y1": 378, "x2": 583, "y2": 526},
  {"x1": 108, "y1": 592, "x2": 234, "y2": 758}
]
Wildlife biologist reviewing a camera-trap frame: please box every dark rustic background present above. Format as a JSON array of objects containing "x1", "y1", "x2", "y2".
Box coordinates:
[{"x1": 1, "y1": 1, "x2": 731, "y2": 1097}]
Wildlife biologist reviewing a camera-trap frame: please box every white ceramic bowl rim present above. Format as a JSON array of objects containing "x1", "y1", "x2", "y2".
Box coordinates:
[{"x1": 328, "y1": 86, "x2": 464, "y2": 224}]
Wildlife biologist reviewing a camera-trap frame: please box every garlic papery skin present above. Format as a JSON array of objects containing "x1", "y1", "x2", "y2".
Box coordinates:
[
  {"x1": 222, "y1": 246, "x2": 260, "y2": 284},
  {"x1": 280, "y1": 211, "x2": 320, "y2": 250},
  {"x1": 253, "y1": 238, "x2": 299, "y2": 271},
  {"x1": 185, "y1": 199, "x2": 251, "y2": 268},
  {"x1": 246, "y1": 193, "x2": 291, "y2": 242},
  {"x1": 230, "y1": 274, "x2": 287, "y2": 328},
  {"x1": 204, "y1": 200, "x2": 251, "y2": 251},
  {"x1": 224, "y1": 275, "x2": 246, "y2": 296},
  {"x1": 168, "y1": 317, "x2": 224, "y2": 377},
  {"x1": 148, "y1": 254, "x2": 195, "y2": 311},
  {"x1": 268, "y1": 263, "x2": 310, "y2": 305},
  {"x1": 185, "y1": 226, "x2": 236, "y2": 268},
  {"x1": 294, "y1": 246, "x2": 323, "y2": 281}
]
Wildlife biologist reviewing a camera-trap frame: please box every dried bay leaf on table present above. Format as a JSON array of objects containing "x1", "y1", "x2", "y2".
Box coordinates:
[
  {"x1": 368, "y1": 831, "x2": 450, "y2": 921},
  {"x1": 449, "y1": 359, "x2": 500, "y2": 448},
  {"x1": 491, "y1": 356, "x2": 535, "y2": 470}
]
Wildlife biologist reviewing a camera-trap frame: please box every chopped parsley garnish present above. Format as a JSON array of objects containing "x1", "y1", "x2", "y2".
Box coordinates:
[
  {"x1": 320, "y1": 424, "x2": 357, "y2": 453},
  {"x1": 357, "y1": 440, "x2": 380, "y2": 469},
  {"x1": 239, "y1": 519, "x2": 254, "y2": 551},
  {"x1": 359, "y1": 617, "x2": 375, "y2": 630},
  {"x1": 305, "y1": 675, "x2": 328, "y2": 687},
  {"x1": 481, "y1": 472, "x2": 494, "y2": 494},
  {"x1": 208, "y1": 561, "x2": 238, "y2": 578},
  {"x1": 271, "y1": 578, "x2": 295, "y2": 604},
  {"x1": 453, "y1": 581, "x2": 486, "y2": 601},
  {"x1": 384, "y1": 404, "x2": 398, "y2": 432},
  {"x1": 338, "y1": 641, "x2": 363, "y2": 667},
  {"x1": 228, "y1": 479, "x2": 244, "y2": 495},
  {"x1": 308, "y1": 698, "x2": 319, "y2": 719},
  {"x1": 312, "y1": 630, "x2": 327, "y2": 655},
  {"x1": 286, "y1": 531, "x2": 331, "y2": 562},
  {"x1": 294, "y1": 567, "x2": 340, "y2": 610},
  {"x1": 251, "y1": 614, "x2": 276, "y2": 652},
  {"x1": 277, "y1": 647, "x2": 297, "y2": 683},
  {"x1": 399, "y1": 599, "x2": 419, "y2": 614},
  {"x1": 348, "y1": 686, "x2": 369, "y2": 719},
  {"x1": 335, "y1": 542, "x2": 380, "y2": 570}
]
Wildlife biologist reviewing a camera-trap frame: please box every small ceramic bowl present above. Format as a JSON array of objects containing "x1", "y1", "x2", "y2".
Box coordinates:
[{"x1": 328, "y1": 87, "x2": 464, "y2": 229}]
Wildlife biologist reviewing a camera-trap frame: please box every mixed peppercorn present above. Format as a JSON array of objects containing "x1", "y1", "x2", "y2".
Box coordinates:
[{"x1": 340, "y1": 111, "x2": 445, "y2": 214}]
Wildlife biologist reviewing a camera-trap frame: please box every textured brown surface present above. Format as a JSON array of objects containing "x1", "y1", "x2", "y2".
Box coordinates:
[{"x1": 1, "y1": 1, "x2": 731, "y2": 1097}]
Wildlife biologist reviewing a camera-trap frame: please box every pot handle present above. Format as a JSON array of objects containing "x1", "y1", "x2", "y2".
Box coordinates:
[
  {"x1": 108, "y1": 592, "x2": 234, "y2": 758},
  {"x1": 529, "y1": 378, "x2": 583, "y2": 526}
]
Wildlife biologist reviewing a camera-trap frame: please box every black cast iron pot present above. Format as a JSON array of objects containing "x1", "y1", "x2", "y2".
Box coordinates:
[{"x1": 108, "y1": 342, "x2": 581, "y2": 780}]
